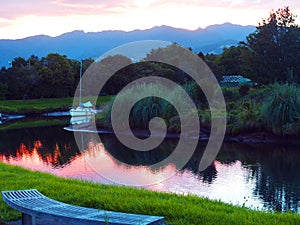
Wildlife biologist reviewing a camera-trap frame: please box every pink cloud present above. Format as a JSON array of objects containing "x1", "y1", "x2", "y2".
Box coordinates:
[
  {"x1": 0, "y1": 1, "x2": 59, "y2": 19},
  {"x1": 153, "y1": 0, "x2": 300, "y2": 9},
  {"x1": 0, "y1": 20, "x2": 12, "y2": 27},
  {"x1": 0, "y1": 0, "x2": 128, "y2": 19},
  {"x1": 1, "y1": 0, "x2": 300, "y2": 20}
]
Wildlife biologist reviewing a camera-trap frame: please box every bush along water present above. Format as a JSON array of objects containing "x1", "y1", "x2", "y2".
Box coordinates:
[
  {"x1": 260, "y1": 83, "x2": 300, "y2": 136},
  {"x1": 98, "y1": 82, "x2": 201, "y2": 134},
  {"x1": 97, "y1": 82, "x2": 300, "y2": 138}
]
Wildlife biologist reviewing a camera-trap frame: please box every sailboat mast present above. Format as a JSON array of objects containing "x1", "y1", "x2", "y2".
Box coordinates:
[{"x1": 79, "y1": 60, "x2": 82, "y2": 105}]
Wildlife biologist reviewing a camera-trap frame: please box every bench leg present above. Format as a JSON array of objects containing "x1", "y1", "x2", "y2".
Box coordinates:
[{"x1": 22, "y1": 213, "x2": 36, "y2": 225}]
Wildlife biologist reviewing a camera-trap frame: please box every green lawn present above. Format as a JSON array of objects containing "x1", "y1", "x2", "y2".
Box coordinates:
[
  {"x1": 0, "y1": 118, "x2": 69, "y2": 130},
  {"x1": 0, "y1": 163, "x2": 299, "y2": 225},
  {"x1": 0, "y1": 96, "x2": 112, "y2": 114}
]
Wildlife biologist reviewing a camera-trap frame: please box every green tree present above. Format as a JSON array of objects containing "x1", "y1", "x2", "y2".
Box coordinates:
[
  {"x1": 25, "y1": 55, "x2": 42, "y2": 98},
  {"x1": 69, "y1": 58, "x2": 95, "y2": 96},
  {"x1": 1, "y1": 54, "x2": 95, "y2": 99},
  {"x1": 41, "y1": 53, "x2": 74, "y2": 97},
  {"x1": 203, "y1": 53, "x2": 223, "y2": 80},
  {"x1": 97, "y1": 55, "x2": 132, "y2": 95},
  {"x1": 197, "y1": 51, "x2": 205, "y2": 60},
  {"x1": 216, "y1": 46, "x2": 248, "y2": 75},
  {"x1": 5, "y1": 57, "x2": 31, "y2": 99},
  {"x1": 38, "y1": 66, "x2": 54, "y2": 98},
  {"x1": 0, "y1": 82, "x2": 8, "y2": 99},
  {"x1": 145, "y1": 43, "x2": 199, "y2": 83},
  {"x1": 242, "y1": 6, "x2": 300, "y2": 84}
]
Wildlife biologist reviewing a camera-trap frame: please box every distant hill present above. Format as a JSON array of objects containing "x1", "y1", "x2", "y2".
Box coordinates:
[{"x1": 0, "y1": 23, "x2": 255, "y2": 67}]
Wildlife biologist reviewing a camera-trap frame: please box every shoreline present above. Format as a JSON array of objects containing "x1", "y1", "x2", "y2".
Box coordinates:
[
  {"x1": 65, "y1": 124, "x2": 300, "y2": 146},
  {"x1": 3, "y1": 114, "x2": 299, "y2": 146}
]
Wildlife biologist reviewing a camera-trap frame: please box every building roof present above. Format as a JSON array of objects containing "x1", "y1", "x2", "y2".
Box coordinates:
[{"x1": 221, "y1": 75, "x2": 251, "y2": 83}]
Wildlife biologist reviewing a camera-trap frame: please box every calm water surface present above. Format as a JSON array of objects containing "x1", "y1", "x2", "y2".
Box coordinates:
[{"x1": 0, "y1": 125, "x2": 299, "y2": 213}]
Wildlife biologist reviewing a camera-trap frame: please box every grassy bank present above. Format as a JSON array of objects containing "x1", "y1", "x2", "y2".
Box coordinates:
[
  {"x1": 0, "y1": 96, "x2": 112, "y2": 114},
  {"x1": 0, "y1": 163, "x2": 299, "y2": 225},
  {"x1": 0, "y1": 118, "x2": 69, "y2": 130}
]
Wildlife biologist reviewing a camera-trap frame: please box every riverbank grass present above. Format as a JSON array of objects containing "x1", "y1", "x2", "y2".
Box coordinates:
[
  {"x1": 0, "y1": 163, "x2": 299, "y2": 225},
  {"x1": 0, "y1": 118, "x2": 69, "y2": 131},
  {"x1": 0, "y1": 96, "x2": 112, "y2": 114}
]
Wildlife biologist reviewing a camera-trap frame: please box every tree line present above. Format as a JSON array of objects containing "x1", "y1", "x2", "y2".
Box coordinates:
[
  {"x1": 202, "y1": 7, "x2": 300, "y2": 84},
  {"x1": 0, "y1": 54, "x2": 94, "y2": 99},
  {"x1": 0, "y1": 6, "x2": 299, "y2": 100}
]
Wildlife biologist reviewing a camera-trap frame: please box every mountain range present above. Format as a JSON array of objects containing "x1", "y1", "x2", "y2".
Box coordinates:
[{"x1": 0, "y1": 23, "x2": 255, "y2": 67}]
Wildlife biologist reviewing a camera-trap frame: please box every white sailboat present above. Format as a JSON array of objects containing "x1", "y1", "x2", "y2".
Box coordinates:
[
  {"x1": 69, "y1": 60, "x2": 96, "y2": 117},
  {"x1": 70, "y1": 101, "x2": 96, "y2": 117}
]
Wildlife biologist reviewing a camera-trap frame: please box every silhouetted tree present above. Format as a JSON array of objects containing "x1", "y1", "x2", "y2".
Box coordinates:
[{"x1": 242, "y1": 6, "x2": 300, "y2": 84}]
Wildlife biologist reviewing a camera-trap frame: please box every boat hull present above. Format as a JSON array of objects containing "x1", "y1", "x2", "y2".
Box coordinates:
[{"x1": 70, "y1": 108, "x2": 95, "y2": 117}]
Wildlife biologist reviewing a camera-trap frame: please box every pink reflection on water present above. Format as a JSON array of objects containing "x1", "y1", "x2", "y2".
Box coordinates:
[
  {"x1": 1, "y1": 141, "x2": 105, "y2": 183},
  {"x1": 84, "y1": 142, "x2": 177, "y2": 186},
  {"x1": 0, "y1": 140, "x2": 264, "y2": 210},
  {"x1": 153, "y1": 161, "x2": 264, "y2": 209},
  {"x1": 0, "y1": 140, "x2": 176, "y2": 186},
  {"x1": 2, "y1": 141, "x2": 51, "y2": 172}
]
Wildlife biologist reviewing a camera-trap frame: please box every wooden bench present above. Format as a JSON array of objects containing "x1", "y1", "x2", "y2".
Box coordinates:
[{"x1": 2, "y1": 189, "x2": 165, "y2": 225}]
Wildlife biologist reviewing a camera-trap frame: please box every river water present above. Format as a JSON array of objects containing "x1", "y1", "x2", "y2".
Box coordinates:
[{"x1": 0, "y1": 125, "x2": 299, "y2": 213}]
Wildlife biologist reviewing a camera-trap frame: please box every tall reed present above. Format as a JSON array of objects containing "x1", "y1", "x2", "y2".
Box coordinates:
[{"x1": 261, "y1": 83, "x2": 300, "y2": 135}]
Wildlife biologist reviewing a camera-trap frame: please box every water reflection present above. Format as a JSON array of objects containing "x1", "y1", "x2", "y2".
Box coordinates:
[
  {"x1": 0, "y1": 126, "x2": 299, "y2": 213},
  {"x1": 0, "y1": 127, "x2": 80, "y2": 170},
  {"x1": 70, "y1": 115, "x2": 93, "y2": 126},
  {"x1": 220, "y1": 143, "x2": 300, "y2": 212},
  {"x1": 100, "y1": 133, "x2": 178, "y2": 167}
]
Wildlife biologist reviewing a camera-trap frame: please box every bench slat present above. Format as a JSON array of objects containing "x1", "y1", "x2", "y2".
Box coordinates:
[{"x1": 2, "y1": 189, "x2": 165, "y2": 225}]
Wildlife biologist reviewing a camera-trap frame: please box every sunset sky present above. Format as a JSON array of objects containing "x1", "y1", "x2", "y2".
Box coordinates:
[{"x1": 1, "y1": 0, "x2": 300, "y2": 39}]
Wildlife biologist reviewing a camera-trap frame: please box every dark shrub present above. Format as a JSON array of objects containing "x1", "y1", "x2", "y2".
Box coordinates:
[{"x1": 239, "y1": 84, "x2": 250, "y2": 96}]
